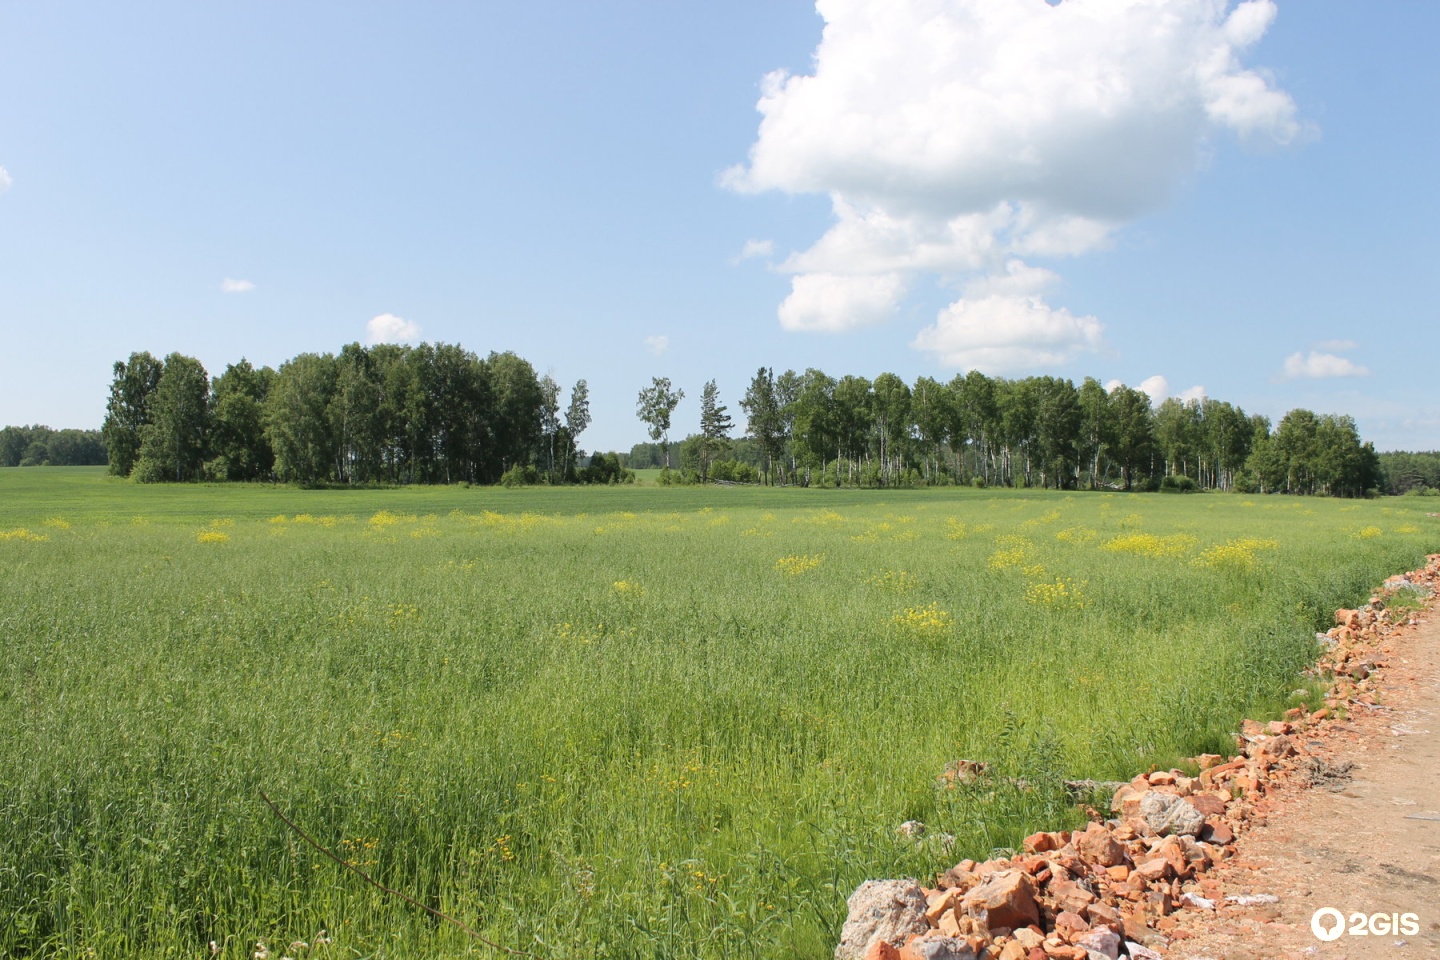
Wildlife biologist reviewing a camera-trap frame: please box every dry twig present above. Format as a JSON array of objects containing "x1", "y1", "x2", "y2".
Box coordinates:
[{"x1": 259, "y1": 790, "x2": 538, "y2": 958}]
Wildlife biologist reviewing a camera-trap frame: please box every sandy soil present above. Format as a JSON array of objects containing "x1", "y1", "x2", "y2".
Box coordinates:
[{"x1": 1166, "y1": 598, "x2": 1440, "y2": 959}]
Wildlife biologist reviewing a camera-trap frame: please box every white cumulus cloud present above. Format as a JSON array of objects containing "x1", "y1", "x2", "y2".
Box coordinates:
[
  {"x1": 911, "y1": 293, "x2": 1102, "y2": 373},
  {"x1": 644, "y1": 335, "x2": 670, "y2": 356},
  {"x1": 0, "y1": 166, "x2": 11, "y2": 192},
  {"x1": 365, "y1": 313, "x2": 422, "y2": 346},
  {"x1": 729, "y1": 0, "x2": 1302, "y2": 369},
  {"x1": 1282, "y1": 351, "x2": 1369, "y2": 380},
  {"x1": 910, "y1": 260, "x2": 1101, "y2": 370},
  {"x1": 733, "y1": 239, "x2": 776, "y2": 263},
  {"x1": 220, "y1": 278, "x2": 255, "y2": 293},
  {"x1": 780, "y1": 271, "x2": 906, "y2": 332},
  {"x1": 1139, "y1": 375, "x2": 1171, "y2": 405}
]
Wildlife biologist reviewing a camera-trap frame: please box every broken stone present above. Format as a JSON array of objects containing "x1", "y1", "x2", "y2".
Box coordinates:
[
  {"x1": 1053, "y1": 910, "x2": 1089, "y2": 942},
  {"x1": 1108, "y1": 783, "x2": 1143, "y2": 814},
  {"x1": 936, "y1": 911, "x2": 963, "y2": 938},
  {"x1": 836, "y1": 880, "x2": 931, "y2": 960},
  {"x1": 1073, "y1": 927, "x2": 1121, "y2": 959},
  {"x1": 1153, "y1": 836, "x2": 1191, "y2": 879},
  {"x1": 1074, "y1": 823, "x2": 1127, "y2": 867},
  {"x1": 939, "y1": 759, "x2": 990, "y2": 787},
  {"x1": 1185, "y1": 793, "x2": 1226, "y2": 817},
  {"x1": 1011, "y1": 927, "x2": 1044, "y2": 950},
  {"x1": 1119, "y1": 909, "x2": 1149, "y2": 942},
  {"x1": 1086, "y1": 901, "x2": 1121, "y2": 931},
  {"x1": 997, "y1": 941, "x2": 1027, "y2": 960},
  {"x1": 897, "y1": 936, "x2": 976, "y2": 960},
  {"x1": 1138, "y1": 792, "x2": 1204, "y2": 837},
  {"x1": 864, "y1": 942, "x2": 901, "y2": 960},
  {"x1": 939, "y1": 864, "x2": 979, "y2": 892},
  {"x1": 1251, "y1": 734, "x2": 1296, "y2": 760},
  {"x1": 1133, "y1": 857, "x2": 1169, "y2": 884},
  {"x1": 960, "y1": 869, "x2": 1040, "y2": 933},
  {"x1": 1023, "y1": 832, "x2": 1062, "y2": 854},
  {"x1": 1047, "y1": 878, "x2": 1096, "y2": 915},
  {"x1": 1200, "y1": 820, "x2": 1234, "y2": 845}
]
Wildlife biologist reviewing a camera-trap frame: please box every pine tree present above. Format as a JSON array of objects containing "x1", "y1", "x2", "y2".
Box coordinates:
[{"x1": 697, "y1": 380, "x2": 733, "y2": 482}]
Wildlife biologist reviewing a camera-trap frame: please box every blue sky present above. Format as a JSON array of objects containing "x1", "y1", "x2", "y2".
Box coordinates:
[{"x1": 1, "y1": 1, "x2": 1436, "y2": 453}]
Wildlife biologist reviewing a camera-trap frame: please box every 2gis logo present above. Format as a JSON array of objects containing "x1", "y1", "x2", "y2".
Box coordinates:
[{"x1": 1311, "y1": 907, "x2": 1421, "y2": 941}]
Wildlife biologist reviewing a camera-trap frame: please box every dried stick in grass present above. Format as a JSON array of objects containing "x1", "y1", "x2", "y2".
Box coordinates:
[{"x1": 259, "y1": 790, "x2": 538, "y2": 958}]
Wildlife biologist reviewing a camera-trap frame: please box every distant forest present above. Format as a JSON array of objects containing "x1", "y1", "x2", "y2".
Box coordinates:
[
  {"x1": 630, "y1": 367, "x2": 1387, "y2": 497},
  {"x1": 4, "y1": 346, "x2": 1430, "y2": 498},
  {"x1": 1378, "y1": 450, "x2": 1440, "y2": 496},
  {"x1": 0, "y1": 425, "x2": 107, "y2": 467}
]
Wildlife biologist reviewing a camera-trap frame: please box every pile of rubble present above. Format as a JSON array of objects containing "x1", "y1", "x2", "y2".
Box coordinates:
[{"x1": 836, "y1": 554, "x2": 1440, "y2": 960}]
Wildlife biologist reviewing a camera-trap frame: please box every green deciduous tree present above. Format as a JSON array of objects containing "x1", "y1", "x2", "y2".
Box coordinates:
[
  {"x1": 563, "y1": 379, "x2": 591, "y2": 480},
  {"x1": 209, "y1": 359, "x2": 275, "y2": 481},
  {"x1": 832, "y1": 375, "x2": 872, "y2": 486},
  {"x1": 329, "y1": 343, "x2": 384, "y2": 484},
  {"x1": 1108, "y1": 384, "x2": 1157, "y2": 491},
  {"x1": 910, "y1": 376, "x2": 951, "y2": 484},
  {"x1": 870, "y1": 372, "x2": 912, "y2": 487},
  {"x1": 102, "y1": 351, "x2": 163, "y2": 476},
  {"x1": 1031, "y1": 376, "x2": 1081, "y2": 489},
  {"x1": 1077, "y1": 377, "x2": 1110, "y2": 489},
  {"x1": 133, "y1": 353, "x2": 211, "y2": 483},
  {"x1": 790, "y1": 368, "x2": 837, "y2": 486},
  {"x1": 539, "y1": 374, "x2": 561, "y2": 482},
  {"x1": 741, "y1": 368, "x2": 784, "y2": 484},
  {"x1": 636, "y1": 376, "x2": 685, "y2": 469},
  {"x1": 266, "y1": 352, "x2": 338, "y2": 485}
]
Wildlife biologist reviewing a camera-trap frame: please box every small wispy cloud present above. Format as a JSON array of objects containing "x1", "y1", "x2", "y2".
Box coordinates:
[
  {"x1": 1127, "y1": 375, "x2": 1205, "y2": 406},
  {"x1": 1138, "y1": 375, "x2": 1170, "y2": 405},
  {"x1": 644, "y1": 335, "x2": 670, "y2": 356},
  {"x1": 220, "y1": 278, "x2": 255, "y2": 294},
  {"x1": 0, "y1": 166, "x2": 11, "y2": 192},
  {"x1": 365, "y1": 313, "x2": 422, "y2": 345},
  {"x1": 1282, "y1": 351, "x2": 1369, "y2": 380},
  {"x1": 1313, "y1": 338, "x2": 1359, "y2": 353},
  {"x1": 731, "y1": 239, "x2": 775, "y2": 264}
]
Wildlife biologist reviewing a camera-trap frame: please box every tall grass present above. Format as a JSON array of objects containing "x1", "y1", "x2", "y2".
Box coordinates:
[{"x1": 0, "y1": 469, "x2": 1435, "y2": 958}]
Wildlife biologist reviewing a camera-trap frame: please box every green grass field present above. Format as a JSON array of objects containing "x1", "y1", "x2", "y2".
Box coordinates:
[{"x1": 2, "y1": 468, "x2": 1435, "y2": 959}]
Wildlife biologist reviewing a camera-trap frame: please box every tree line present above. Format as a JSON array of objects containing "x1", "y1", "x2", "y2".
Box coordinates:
[
  {"x1": 1377, "y1": 451, "x2": 1440, "y2": 496},
  {"x1": 21, "y1": 350, "x2": 1402, "y2": 498},
  {"x1": 0, "y1": 425, "x2": 107, "y2": 467},
  {"x1": 634, "y1": 368, "x2": 1385, "y2": 497},
  {"x1": 99, "y1": 344, "x2": 611, "y2": 485}
]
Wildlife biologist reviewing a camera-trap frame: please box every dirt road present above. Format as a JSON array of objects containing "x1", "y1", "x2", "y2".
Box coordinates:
[{"x1": 1168, "y1": 591, "x2": 1440, "y2": 959}]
